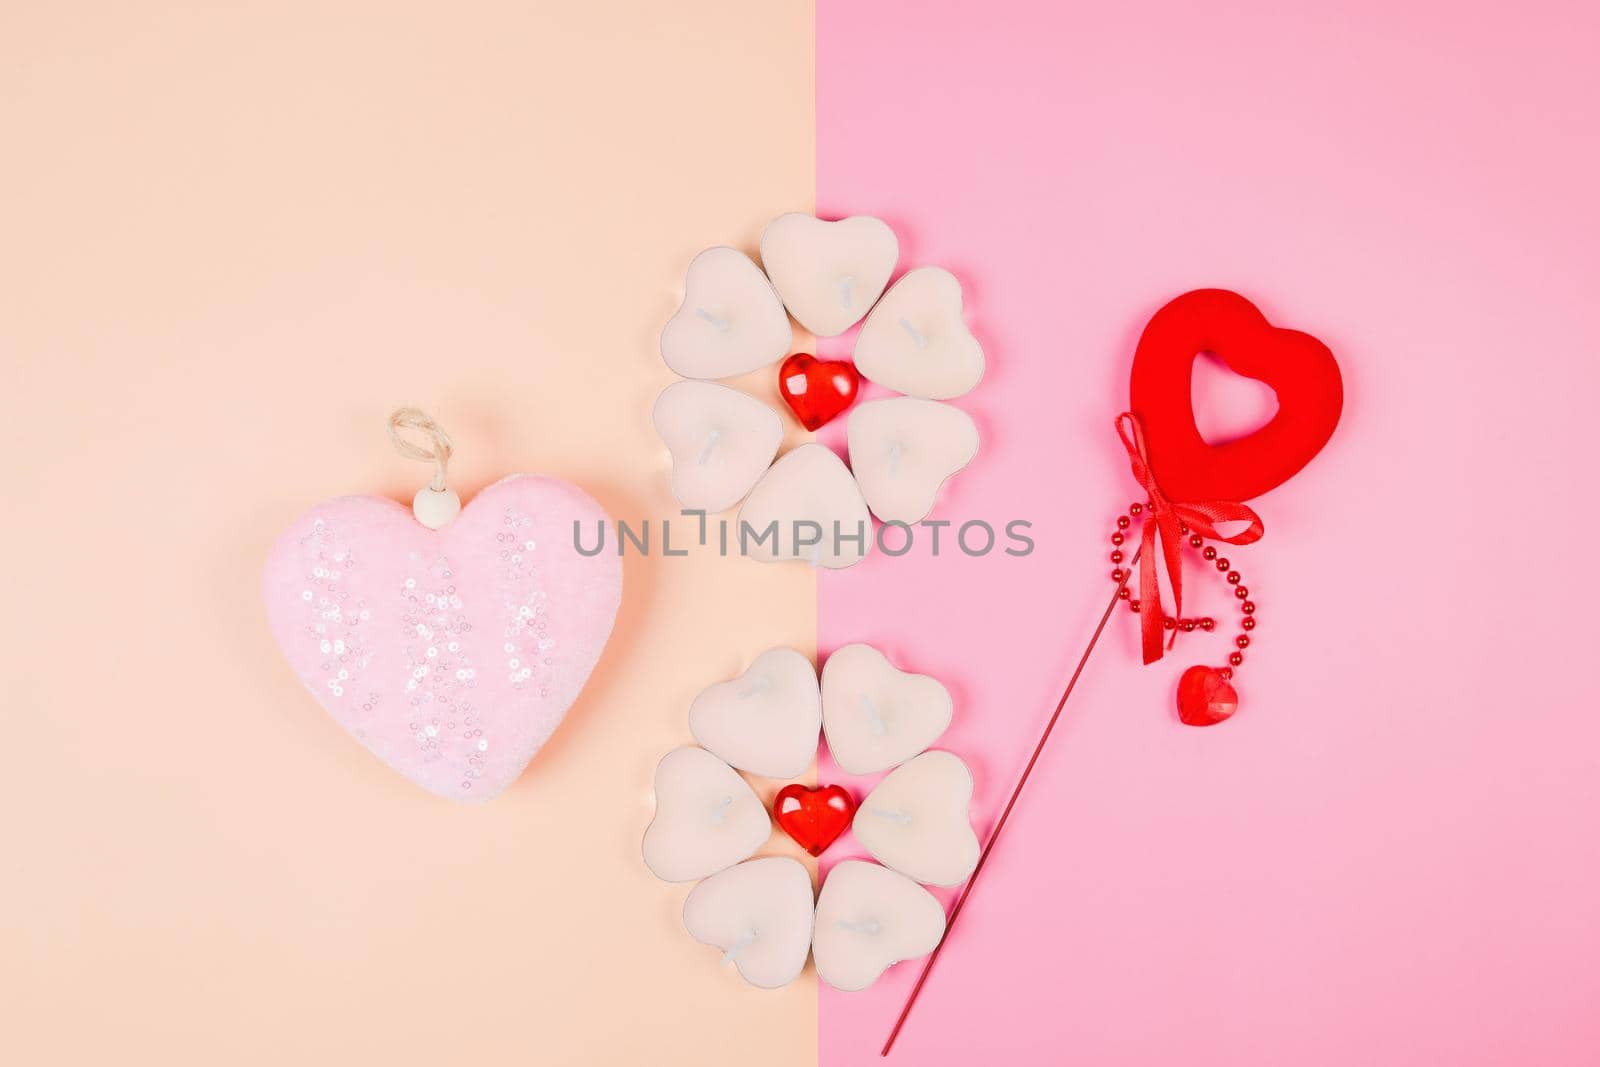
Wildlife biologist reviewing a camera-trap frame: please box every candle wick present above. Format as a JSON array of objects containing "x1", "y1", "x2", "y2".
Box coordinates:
[
  {"x1": 696, "y1": 307, "x2": 732, "y2": 332},
  {"x1": 838, "y1": 275, "x2": 855, "y2": 309},
  {"x1": 838, "y1": 918, "x2": 882, "y2": 936},
  {"x1": 696, "y1": 427, "x2": 721, "y2": 466},
  {"x1": 862, "y1": 693, "x2": 888, "y2": 738},
  {"x1": 736, "y1": 675, "x2": 773, "y2": 699},
  {"x1": 868, "y1": 806, "x2": 914, "y2": 826},
  {"x1": 898, "y1": 317, "x2": 928, "y2": 349},
  {"x1": 709, "y1": 794, "x2": 733, "y2": 825},
  {"x1": 721, "y1": 927, "x2": 757, "y2": 964},
  {"x1": 886, "y1": 440, "x2": 902, "y2": 480}
]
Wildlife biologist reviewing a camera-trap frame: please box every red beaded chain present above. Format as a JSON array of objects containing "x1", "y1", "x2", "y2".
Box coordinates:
[{"x1": 1110, "y1": 500, "x2": 1256, "y2": 680}]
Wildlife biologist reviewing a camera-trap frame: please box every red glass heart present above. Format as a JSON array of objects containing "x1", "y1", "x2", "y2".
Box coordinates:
[
  {"x1": 778, "y1": 353, "x2": 860, "y2": 431},
  {"x1": 1176, "y1": 665, "x2": 1239, "y2": 727},
  {"x1": 1130, "y1": 289, "x2": 1343, "y2": 503},
  {"x1": 774, "y1": 783, "x2": 855, "y2": 857}
]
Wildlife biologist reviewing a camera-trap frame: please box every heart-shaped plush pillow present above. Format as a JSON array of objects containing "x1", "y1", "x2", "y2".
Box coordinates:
[
  {"x1": 1130, "y1": 289, "x2": 1342, "y2": 502},
  {"x1": 262, "y1": 475, "x2": 622, "y2": 802}
]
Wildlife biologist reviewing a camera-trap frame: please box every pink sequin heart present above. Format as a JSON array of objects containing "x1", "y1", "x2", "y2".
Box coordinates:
[{"x1": 263, "y1": 475, "x2": 621, "y2": 802}]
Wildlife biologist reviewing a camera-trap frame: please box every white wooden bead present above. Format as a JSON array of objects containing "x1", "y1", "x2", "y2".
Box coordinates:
[{"x1": 411, "y1": 486, "x2": 461, "y2": 529}]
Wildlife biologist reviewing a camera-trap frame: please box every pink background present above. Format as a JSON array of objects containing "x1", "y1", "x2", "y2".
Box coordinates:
[{"x1": 818, "y1": 1, "x2": 1600, "y2": 1065}]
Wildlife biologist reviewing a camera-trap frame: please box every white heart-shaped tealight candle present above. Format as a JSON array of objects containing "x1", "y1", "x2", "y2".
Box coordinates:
[
  {"x1": 821, "y1": 643, "x2": 953, "y2": 775},
  {"x1": 688, "y1": 647, "x2": 821, "y2": 779},
  {"x1": 853, "y1": 267, "x2": 985, "y2": 399},
  {"x1": 653, "y1": 381, "x2": 783, "y2": 513},
  {"x1": 846, "y1": 397, "x2": 979, "y2": 524},
  {"x1": 682, "y1": 856, "x2": 816, "y2": 989},
  {"x1": 759, "y1": 213, "x2": 899, "y2": 337},
  {"x1": 853, "y1": 751, "x2": 979, "y2": 888},
  {"x1": 641, "y1": 747, "x2": 771, "y2": 883},
  {"x1": 661, "y1": 247, "x2": 793, "y2": 379},
  {"x1": 737, "y1": 444, "x2": 871, "y2": 570},
  {"x1": 812, "y1": 859, "x2": 946, "y2": 991}
]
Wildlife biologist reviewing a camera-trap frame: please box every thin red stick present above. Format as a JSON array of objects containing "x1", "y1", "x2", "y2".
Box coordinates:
[{"x1": 881, "y1": 556, "x2": 1136, "y2": 1056}]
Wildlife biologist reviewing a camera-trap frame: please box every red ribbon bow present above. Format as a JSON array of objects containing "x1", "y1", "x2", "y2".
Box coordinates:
[{"x1": 1116, "y1": 412, "x2": 1265, "y2": 665}]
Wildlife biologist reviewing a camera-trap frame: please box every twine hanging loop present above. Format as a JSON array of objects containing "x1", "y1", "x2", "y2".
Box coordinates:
[
  {"x1": 387, "y1": 407, "x2": 454, "y2": 492},
  {"x1": 387, "y1": 407, "x2": 461, "y2": 529}
]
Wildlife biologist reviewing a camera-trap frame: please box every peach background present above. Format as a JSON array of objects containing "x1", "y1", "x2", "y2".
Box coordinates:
[
  {"x1": 1, "y1": 3, "x2": 818, "y2": 1065},
  {"x1": 817, "y1": 1, "x2": 1600, "y2": 1065}
]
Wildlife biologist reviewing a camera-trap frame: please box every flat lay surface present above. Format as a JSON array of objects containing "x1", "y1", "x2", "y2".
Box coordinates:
[{"x1": 3, "y1": 2, "x2": 1598, "y2": 1066}]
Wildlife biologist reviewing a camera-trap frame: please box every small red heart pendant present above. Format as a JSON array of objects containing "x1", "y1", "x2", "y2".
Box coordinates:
[
  {"x1": 778, "y1": 353, "x2": 860, "y2": 431},
  {"x1": 774, "y1": 783, "x2": 855, "y2": 857},
  {"x1": 1130, "y1": 289, "x2": 1343, "y2": 503},
  {"x1": 1176, "y1": 665, "x2": 1239, "y2": 727}
]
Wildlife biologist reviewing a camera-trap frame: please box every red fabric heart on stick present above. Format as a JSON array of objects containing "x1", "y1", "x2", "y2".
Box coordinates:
[
  {"x1": 1130, "y1": 289, "x2": 1342, "y2": 502},
  {"x1": 774, "y1": 783, "x2": 855, "y2": 857},
  {"x1": 778, "y1": 353, "x2": 860, "y2": 431},
  {"x1": 882, "y1": 288, "x2": 1346, "y2": 1056}
]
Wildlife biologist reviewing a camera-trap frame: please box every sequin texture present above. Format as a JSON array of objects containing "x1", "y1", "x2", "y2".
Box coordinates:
[{"x1": 295, "y1": 517, "x2": 379, "y2": 723}]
